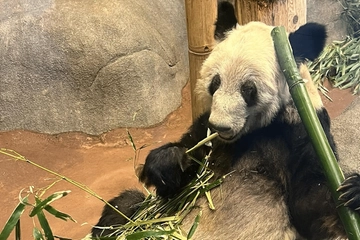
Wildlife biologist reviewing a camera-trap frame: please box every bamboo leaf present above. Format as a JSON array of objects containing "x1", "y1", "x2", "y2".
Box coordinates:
[
  {"x1": 29, "y1": 191, "x2": 70, "y2": 217},
  {"x1": 127, "y1": 129, "x2": 137, "y2": 151},
  {"x1": 44, "y1": 205, "x2": 76, "y2": 222},
  {"x1": 126, "y1": 230, "x2": 175, "y2": 240},
  {"x1": 33, "y1": 227, "x2": 45, "y2": 240},
  {"x1": 36, "y1": 209, "x2": 54, "y2": 240},
  {"x1": 0, "y1": 196, "x2": 28, "y2": 239},
  {"x1": 15, "y1": 218, "x2": 21, "y2": 240},
  {"x1": 54, "y1": 235, "x2": 73, "y2": 240},
  {"x1": 187, "y1": 212, "x2": 201, "y2": 239}
]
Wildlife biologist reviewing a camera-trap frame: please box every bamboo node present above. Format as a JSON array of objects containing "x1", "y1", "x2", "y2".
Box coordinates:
[
  {"x1": 288, "y1": 79, "x2": 305, "y2": 91},
  {"x1": 188, "y1": 48, "x2": 212, "y2": 56}
]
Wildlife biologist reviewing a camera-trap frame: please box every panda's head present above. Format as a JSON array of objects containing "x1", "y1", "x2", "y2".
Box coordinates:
[{"x1": 195, "y1": 2, "x2": 326, "y2": 142}]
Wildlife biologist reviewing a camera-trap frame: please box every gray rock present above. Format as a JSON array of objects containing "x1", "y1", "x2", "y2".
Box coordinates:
[
  {"x1": 0, "y1": 0, "x2": 189, "y2": 134},
  {"x1": 307, "y1": 0, "x2": 348, "y2": 42},
  {"x1": 332, "y1": 97, "x2": 360, "y2": 173}
]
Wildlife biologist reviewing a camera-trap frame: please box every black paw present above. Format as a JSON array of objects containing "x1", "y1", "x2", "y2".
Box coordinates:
[
  {"x1": 337, "y1": 173, "x2": 360, "y2": 211},
  {"x1": 139, "y1": 143, "x2": 192, "y2": 197},
  {"x1": 92, "y1": 190, "x2": 145, "y2": 237}
]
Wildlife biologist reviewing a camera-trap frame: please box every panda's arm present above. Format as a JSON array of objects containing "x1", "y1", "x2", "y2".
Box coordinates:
[{"x1": 139, "y1": 112, "x2": 211, "y2": 198}]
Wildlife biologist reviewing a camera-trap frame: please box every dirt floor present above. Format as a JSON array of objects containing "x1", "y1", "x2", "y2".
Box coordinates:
[{"x1": 0, "y1": 82, "x2": 357, "y2": 239}]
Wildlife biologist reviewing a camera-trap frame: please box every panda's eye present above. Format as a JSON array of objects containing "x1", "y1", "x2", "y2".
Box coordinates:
[
  {"x1": 209, "y1": 74, "x2": 221, "y2": 96},
  {"x1": 240, "y1": 80, "x2": 257, "y2": 106}
]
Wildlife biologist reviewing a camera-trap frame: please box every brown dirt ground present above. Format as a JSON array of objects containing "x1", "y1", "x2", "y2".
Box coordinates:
[{"x1": 0, "y1": 82, "x2": 356, "y2": 239}]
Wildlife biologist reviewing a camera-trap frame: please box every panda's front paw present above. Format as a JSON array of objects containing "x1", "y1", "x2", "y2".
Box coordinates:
[
  {"x1": 337, "y1": 173, "x2": 360, "y2": 211},
  {"x1": 138, "y1": 143, "x2": 190, "y2": 198}
]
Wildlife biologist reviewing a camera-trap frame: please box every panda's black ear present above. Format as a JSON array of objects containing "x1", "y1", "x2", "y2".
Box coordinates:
[
  {"x1": 214, "y1": 1, "x2": 238, "y2": 41},
  {"x1": 289, "y1": 23, "x2": 327, "y2": 62}
]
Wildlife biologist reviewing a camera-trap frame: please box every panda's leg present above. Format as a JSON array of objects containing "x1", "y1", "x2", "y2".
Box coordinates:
[
  {"x1": 138, "y1": 112, "x2": 211, "y2": 198},
  {"x1": 91, "y1": 189, "x2": 145, "y2": 237}
]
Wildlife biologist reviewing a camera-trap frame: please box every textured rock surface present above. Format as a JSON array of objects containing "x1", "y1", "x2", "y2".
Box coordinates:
[
  {"x1": 0, "y1": 0, "x2": 189, "y2": 134},
  {"x1": 307, "y1": 0, "x2": 348, "y2": 42},
  {"x1": 332, "y1": 96, "x2": 360, "y2": 172}
]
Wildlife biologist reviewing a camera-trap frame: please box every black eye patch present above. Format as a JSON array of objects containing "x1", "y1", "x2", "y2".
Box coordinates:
[
  {"x1": 240, "y1": 80, "x2": 257, "y2": 106},
  {"x1": 209, "y1": 74, "x2": 221, "y2": 96}
]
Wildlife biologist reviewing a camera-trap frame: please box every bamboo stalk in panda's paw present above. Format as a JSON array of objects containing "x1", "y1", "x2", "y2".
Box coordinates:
[{"x1": 271, "y1": 26, "x2": 360, "y2": 240}]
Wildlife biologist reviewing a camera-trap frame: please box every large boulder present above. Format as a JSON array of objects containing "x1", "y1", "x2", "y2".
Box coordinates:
[{"x1": 0, "y1": 0, "x2": 189, "y2": 135}]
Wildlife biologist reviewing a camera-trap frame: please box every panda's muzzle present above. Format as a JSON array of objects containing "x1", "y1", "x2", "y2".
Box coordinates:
[{"x1": 208, "y1": 122, "x2": 235, "y2": 141}]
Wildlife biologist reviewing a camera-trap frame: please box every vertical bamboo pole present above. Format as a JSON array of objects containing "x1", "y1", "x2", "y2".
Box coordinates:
[
  {"x1": 272, "y1": 26, "x2": 360, "y2": 240},
  {"x1": 234, "y1": 0, "x2": 306, "y2": 32},
  {"x1": 184, "y1": 0, "x2": 217, "y2": 120}
]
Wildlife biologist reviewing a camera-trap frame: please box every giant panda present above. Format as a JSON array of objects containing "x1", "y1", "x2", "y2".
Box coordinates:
[{"x1": 90, "y1": 2, "x2": 360, "y2": 239}]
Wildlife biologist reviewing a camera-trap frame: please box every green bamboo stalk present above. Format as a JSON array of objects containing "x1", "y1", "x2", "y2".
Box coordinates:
[{"x1": 271, "y1": 26, "x2": 360, "y2": 240}]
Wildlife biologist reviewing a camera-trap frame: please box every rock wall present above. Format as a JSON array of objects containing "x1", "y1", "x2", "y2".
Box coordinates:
[
  {"x1": 0, "y1": 0, "x2": 189, "y2": 134},
  {"x1": 307, "y1": 0, "x2": 348, "y2": 42}
]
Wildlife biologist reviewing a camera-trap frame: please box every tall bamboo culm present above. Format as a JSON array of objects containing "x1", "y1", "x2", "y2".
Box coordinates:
[{"x1": 185, "y1": 0, "x2": 217, "y2": 120}]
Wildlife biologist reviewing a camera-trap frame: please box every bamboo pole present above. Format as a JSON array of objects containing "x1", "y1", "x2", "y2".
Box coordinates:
[
  {"x1": 184, "y1": 0, "x2": 217, "y2": 120},
  {"x1": 272, "y1": 26, "x2": 360, "y2": 240}
]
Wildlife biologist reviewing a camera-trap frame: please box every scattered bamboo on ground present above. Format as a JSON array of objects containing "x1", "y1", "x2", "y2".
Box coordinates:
[
  {"x1": 1, "y1": 132, "x2": 221, "y2": 239},
  {"x1": 308, "y1": 37, "x2": 360, "y2": 97},
  {"x1": 0, "y1": 148, "x2": 133, "y2": 223}
]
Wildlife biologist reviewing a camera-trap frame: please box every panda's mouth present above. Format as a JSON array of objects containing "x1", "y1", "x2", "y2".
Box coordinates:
[
  {"x1": 217, "y1": 132, "x2": 237, "y2": 142},
  {"x1": 207, "y1": 125, "x2": 239, "y2": 142}
]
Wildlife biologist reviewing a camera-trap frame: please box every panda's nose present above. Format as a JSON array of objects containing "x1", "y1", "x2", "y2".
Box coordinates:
[{"x1": 208, "y1": 122, "x2": 231, "y2": 133}]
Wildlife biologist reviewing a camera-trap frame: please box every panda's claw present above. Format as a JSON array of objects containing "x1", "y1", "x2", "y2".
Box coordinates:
[
  {"x1": 337, "y1": 173, "x2": 360, "y2": 211},
  {"x1": 343, "y1": 197, "x2": 357, "y2": 207},
  {"x1": 337, "y1": 183, "x2": 353, "y2": 192}
]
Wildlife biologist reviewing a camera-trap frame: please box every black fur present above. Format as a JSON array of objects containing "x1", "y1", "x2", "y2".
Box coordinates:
[
  {"x1": 208, "y1": 74, "x2": 221, "y2": 96},
  {"x1": 91, "y1": 190, "x2": 145, "y2": 237},
  {"x1": 240, "y1": 80, "x2": 258, "y2": 107},
  {"x1": 140, "y1": 112, "x2": 211, "y2": 197},
  {"x1": 214, "y1": 1, "x2": 237, "y2": 41},
  {"x1": 289, "y1": 22, "x2": 327, "y2": 62}
]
